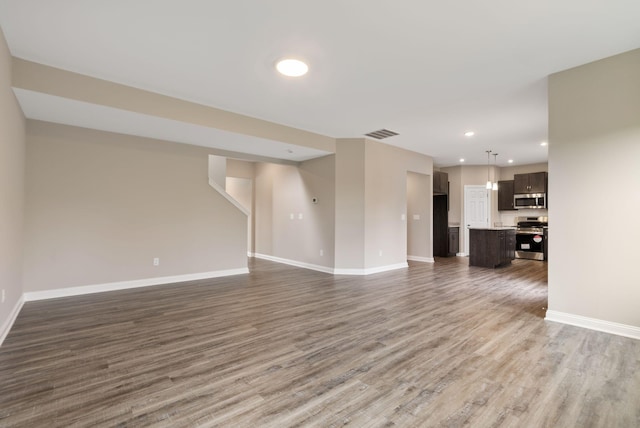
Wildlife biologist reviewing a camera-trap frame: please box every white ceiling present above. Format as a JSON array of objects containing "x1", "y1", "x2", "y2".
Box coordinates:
[{"x1": 1, "y1": 1, "x2": 639, "y2": 166}]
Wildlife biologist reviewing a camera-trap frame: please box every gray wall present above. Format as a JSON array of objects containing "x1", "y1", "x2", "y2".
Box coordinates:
[
  {"x1": 23, "y1": 121, "x2": 248, "y2": 291},
  {"x1": 548, "y1": 48, "x2": 640, "y2": 328},
  {"x1": 0, "y1": 27, "x2": 26, "y2": 335}
]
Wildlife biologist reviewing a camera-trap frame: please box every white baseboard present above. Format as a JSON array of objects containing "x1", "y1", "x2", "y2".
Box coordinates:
[
  {"x1": 253, "y1": 253, "x2": 334, "y2": 274},
  {"x1": 0, "y1": 294, "x2": 25, "y2": 347},
  {"x1": 253, "y1": 253, "x2": 408, "y2": 276},
  {"x1": 457, "y1": 252, "x2": 467, "y2": 257},
  {"x1": 407, "y1": 256, "x2": 435, "y2": 263},
  {"x1": 334, "y1": 262, "x2": 409, "y2": 276},
  {"x1": 23, "y1": 268, "x2": 250, "y2": 302},
  {"x1": 545, "y1": 310, "x2": 640, "y2": 340}
]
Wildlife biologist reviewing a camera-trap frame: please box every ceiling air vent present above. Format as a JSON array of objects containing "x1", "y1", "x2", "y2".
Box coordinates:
[{"x1": 364, "y1": 129, "x2": 399, "y2": 140}]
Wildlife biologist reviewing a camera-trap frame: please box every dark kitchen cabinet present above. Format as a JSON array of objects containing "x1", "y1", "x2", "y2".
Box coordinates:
[
  {"x1": 469, "y1": 228, "x2": 516, "y2": 268},
  {"x1": 514, "y1": 172, "x2": 547, "y2": 194},
  {"x1": 433, "y1": 195, "x2": 448, "y2": 257},
  {"x1": 506, "y1": 230, "x2": 515, "y2": 260},
  {"x1": 433, "y1": 171, "x2": 448, "y2": 195},
  {"x1": 447, "y1": 227, "x2": 459, "y2": 257},
  {"x1": 433, "y1": 171, "x2": 450, "y2": 257},
  {"x1": 498, "y1": 180, "x2": 516, "y2": 210}
]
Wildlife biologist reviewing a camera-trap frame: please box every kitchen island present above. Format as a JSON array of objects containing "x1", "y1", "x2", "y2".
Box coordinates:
[{"x1": 469, "y1": 227, "x2": 516, "y2": 268}]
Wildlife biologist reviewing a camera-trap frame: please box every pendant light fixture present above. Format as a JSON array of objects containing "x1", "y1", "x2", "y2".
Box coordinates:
[
  {"x1": 485, "y1": 150, "x2": 492, "y2": 189},
  {"x1": 492, "y1": 153, "x2": 499, "y2": 191}
]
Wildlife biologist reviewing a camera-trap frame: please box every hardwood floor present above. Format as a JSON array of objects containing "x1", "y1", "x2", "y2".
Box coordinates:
[{"x1": 1, "y1": 257, "x2": 639, "y2": 427}]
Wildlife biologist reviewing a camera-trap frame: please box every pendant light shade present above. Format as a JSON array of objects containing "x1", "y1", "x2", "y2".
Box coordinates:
[
  {"x1": 492, "y1": 153, "x2": 499, "y2": 191},
  {"x1": 486, "y1": 150, "x2": 492, "y2": 189}
]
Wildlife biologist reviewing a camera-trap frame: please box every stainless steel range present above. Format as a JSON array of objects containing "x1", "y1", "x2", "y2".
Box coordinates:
[{"x1": 515, "y1": 216, "x2": 548, "y2": 261}]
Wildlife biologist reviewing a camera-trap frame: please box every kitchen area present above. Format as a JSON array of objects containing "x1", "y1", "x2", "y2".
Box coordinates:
[
  {"x1": 433, "y1": 165, "x2": 549, "y2": 268},
  {"x1": 470, "y1": 169, "x2": 548, "y2": 268},
  {"x1": 468, "y1": 215, "x2": 548, "y2": 268}
]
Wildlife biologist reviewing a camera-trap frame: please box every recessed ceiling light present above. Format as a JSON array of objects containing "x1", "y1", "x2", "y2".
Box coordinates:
[
  {"x1": 540, "y1": 141, "x2": 548, "y2": 146},
  {"x1": 276, "y1": 58, "x2": 309, "y2": 77},
  {"x1": 459, "y1": 158, "x2": 465, "y2": 163},
  {"x1": 508, "y1": 159, "x2": 514, "y2": 164},
  {"x1": 464, "y1": 131, "x2": 475, "y2": 137}
]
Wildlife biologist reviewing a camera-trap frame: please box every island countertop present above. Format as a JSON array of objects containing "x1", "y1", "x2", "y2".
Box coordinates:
[{"x1": 468, "y1": 226, "x2": 516, "y2": 231}]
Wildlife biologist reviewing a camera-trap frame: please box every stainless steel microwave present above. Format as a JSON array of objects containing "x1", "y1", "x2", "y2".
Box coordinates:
[{"x1": 514, "y1": 193, "x2": 546, "y2": 209}]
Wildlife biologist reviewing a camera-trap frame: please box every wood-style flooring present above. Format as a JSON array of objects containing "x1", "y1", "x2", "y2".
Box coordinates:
[{"x1": 1, "y1": 257, "x2": 639, "y2": 427}]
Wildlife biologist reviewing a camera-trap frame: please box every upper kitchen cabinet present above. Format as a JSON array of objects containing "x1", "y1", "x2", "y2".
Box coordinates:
[
  {"x1": 433, "y1": 171, "x2": 448, "y2": 195},
  {"x1": 513, "y1": 172, "x2": 547, "y2": 194},
  {"x1": 498, "y1": 180, "x2": 516, "y2": 210}
]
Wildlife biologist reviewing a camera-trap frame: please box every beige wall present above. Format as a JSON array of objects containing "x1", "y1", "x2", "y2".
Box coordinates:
[
  {"x1": 254, "y1": 163, "x2": 275, "y2": 256},
  {"x1": 407, "y1": 172, "x2": 432, "y2": 260},
  {"x1": 254, "y1": 156, "x2": 336, "y2": 268},
  {"x1": 208, "y1": 155, "x2": 227, "y2": 188},
  {"x1": 226, "y1": 176, "x2": 253, "y2": 254},
  {"x1": 498, "y1": 162, "x2": 548, "y2": 181},
  {"x1": 364, "y1": 140, "x2": 433, "y2": 268},
  {"x1": 0, "y1": 28, "x2": 26, "y2": 333},
  {"x1": 444, "y1": 166, "x2": 462, "y2": 225},
  {"x1": 23, "y1": 121, "x2": 248, "y2": 291},
  {"x1": 548, "y1": 48, "x2": 640, "y2": 328},
  {"x1": 335, "y1": 139, "x2": 433, "y2": 270},
  {"x1": 227, "y1": 159, "x2": 256, "y2": 179},
  {"x1": 249, "y1": 139, "x2": 433, "y2": 271},
  {"x1": 335, "y1": 139, "x2": 367, "y2": 269},
  {"x1": 13, "y1": 59, "x2": 335, "y2": 154},
  {"x1": 227, "y1": 159, "x2": 256, "y2": 254},
  {"x1": 301, "y1": 156, "x2": 337, "y2": 267}
]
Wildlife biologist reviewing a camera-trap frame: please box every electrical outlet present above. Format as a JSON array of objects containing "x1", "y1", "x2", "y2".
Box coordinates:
[
  {"x1": 1, "y1": 289, "x2": 5, "y2": 303},
  {"x1": 379, "y1": 250, "x2": 383, "y2": 257},
  {"x1": 320, "y1": 249, "x2": 324, "y2": 256},
  {"x1": 153, "y1": 258, "x2": 160, "y2": 266}
]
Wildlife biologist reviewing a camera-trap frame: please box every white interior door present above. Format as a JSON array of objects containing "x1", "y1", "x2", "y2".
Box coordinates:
[{"x1": 463, "y1": 185, "x2": 489, "y2": 255}]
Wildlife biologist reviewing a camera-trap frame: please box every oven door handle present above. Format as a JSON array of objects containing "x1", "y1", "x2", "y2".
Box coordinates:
[{"x1": 516, "y1": 231, "x2": 545, "y2": 235}]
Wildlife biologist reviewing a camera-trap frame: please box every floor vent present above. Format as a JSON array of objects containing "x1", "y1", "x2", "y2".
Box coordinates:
[{"x1": 364, "y1": 129, "x2": 399, "y2": 140}]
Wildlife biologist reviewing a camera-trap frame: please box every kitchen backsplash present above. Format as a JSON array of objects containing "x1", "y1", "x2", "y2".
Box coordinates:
[{"x1": 499, "y1": 209, "x2": 549, "y2": 227}]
